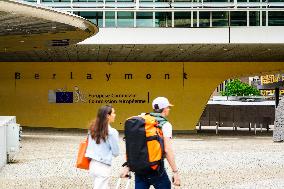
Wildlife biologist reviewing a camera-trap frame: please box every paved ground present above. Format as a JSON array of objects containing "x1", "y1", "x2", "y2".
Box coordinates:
[{"x1": 0, "y1": 128, "x2": 284, "y2": 189}]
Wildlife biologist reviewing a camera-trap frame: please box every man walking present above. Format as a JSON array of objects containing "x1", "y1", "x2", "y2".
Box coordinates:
[{"x1": 121, "y1": 96, "x2": 181, "y2": 188}]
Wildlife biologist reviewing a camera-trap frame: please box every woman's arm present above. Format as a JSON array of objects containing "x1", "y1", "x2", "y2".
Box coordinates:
[{"x1": 109, "y1": 129, "x2": 120, "y2": 157}]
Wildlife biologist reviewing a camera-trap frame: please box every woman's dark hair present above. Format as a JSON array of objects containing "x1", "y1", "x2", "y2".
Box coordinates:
[{"x1": 89, "y1": 105, "x2": 113, "y2": 144}]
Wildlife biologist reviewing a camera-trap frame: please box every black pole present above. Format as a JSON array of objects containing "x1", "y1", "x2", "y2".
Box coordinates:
[{"x1": 275, "y1": 87, "x2": 280, "y2": 108}]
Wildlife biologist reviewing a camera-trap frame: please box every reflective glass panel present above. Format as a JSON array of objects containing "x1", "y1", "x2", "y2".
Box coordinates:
[
  {"x1": 262, "y1": 11, "x2": 266, "y2": 26},
  {"x1": 269, "y1": 11, "x2": 284, "y2": 26},
  {"x1": 193, "y1": 12, "x2": 198, "y2": 27},
  {"x1": 137, "y1": 12, "x2": 153, "y2": 27},
  {"x1": 230, "y1": 11, "x2": 247, "y2": 26},
  {"x1": 73, "y1": 0, "x2": 104, "y2": 2},
  {"x1": 199, "y1": 12, "x2": 210, "y2": 27},
  {"x1": 105, "y1": 12, "x2": 116, "y2": 27},
  {"x1": 117, "y1": 12, "x2": 134, "y2": 27},
  {"x1": 117, "y1": 0, "x2": 134, "y2": 2},
  {"x1": 155, "y1": 12, "x2": 172, "y2": 27},
  {"x1": 174, "y1": 0, "x2": 192, "y2": 2},
  {"x1": 212, "y1": 12, "x2": 228, "y2": 27},
  {"x1": 76, "y1": 12, "x2": 103, "y2": 27},
  {"x1": 269, "y1": 0, "x2": 284, "y2": 2},
  {"x1": 73, "y1": 0, "x2": 105, "y2": 2},
  {"x1": 203, "y1": 0, "x2": 228, "y2": 2},
  {"x1": 174, "y1": 12, "x2": 191, "y2": 28},
  {"x1": 249, "y1": 11, "x2": 260, "y2": 26}
]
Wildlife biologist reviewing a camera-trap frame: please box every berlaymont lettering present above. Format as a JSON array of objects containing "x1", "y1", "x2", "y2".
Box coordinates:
[{"x1": 14, "y1": 72, "x2": 188, "y2": 80}]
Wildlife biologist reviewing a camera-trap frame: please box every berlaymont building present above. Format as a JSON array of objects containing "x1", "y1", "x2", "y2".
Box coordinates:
[{"x1": 0, "y1": 0, "x2": 284, "y2": 132}]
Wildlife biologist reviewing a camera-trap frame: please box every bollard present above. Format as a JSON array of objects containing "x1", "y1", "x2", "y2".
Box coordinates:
[
  {"x1": 249, "y1": 123, "x2": 251, "y2": 132},
  {"x1": 260, "y1": 123, "x2": 263, "y2": 132},
  {"x1": 199, "y1": 122, "x2": 201, "y2": 131},
  {"x1": 216, "y1": 122, "x2": 219, "y2": 135},
  {"x1": 254, "y1": 123, "x2": 257, "y2": 135}
]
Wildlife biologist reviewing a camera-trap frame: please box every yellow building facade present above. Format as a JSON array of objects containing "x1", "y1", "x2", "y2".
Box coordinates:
[{"x1": 1, "y1": 62, "x2": 284, "y2": 132}]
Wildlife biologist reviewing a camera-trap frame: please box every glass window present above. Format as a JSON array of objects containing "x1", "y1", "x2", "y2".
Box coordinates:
[
  {"x1": 212, "y1": 12, "x2": 228, "y2": 27},
  {"x1": 24, "y1": 0, "x2": 37, "y2": 2},
  {"x1": 174, "y1": 12, "x2": 191, "y2": 28},
  {"x1": 77, "y1": 12, "x2": 103, "y2": 27},
  {"x1": 203, "y1": 0, "x2": 228, "y2": 2},
  {"x1": 269, "y1": 11, "x2": 284, "y2": 26},
  {"x1": 249, "y1": 11, "x2": 260, "y2": 26},
  {"x1": 117, "y1": 0, "x2": 134, "y2": 2},
  {"x1": 199, "y1": 12, "x2": 210, "y2": 27},
  {"x1": 117, "y1": 12, "x2": 134, "y2": 27},
  {"x1": 105, "y1": 12, "x2": 116, "y2": 27},
  {"x1": 72, "y1": 0, "x2": 103, "y2": 1},
  {"x1": 155, "y1": 12, "x2": 172, "y2": 27},
  {"x1": 230, "y1": 11, "x2": 247, "y2": 26},
  {"x1": 193, "y1": 12, "x2": 198, "y2": 27},
  {"x1": 174, "y1": 0, "x2": 192, "y2": 2},
  {"x1": 262, "y1": 11, "x2": 266, "y2": 26},
  {"x1": 137, "y1": 12, "x2": 153, "y2": 28}
]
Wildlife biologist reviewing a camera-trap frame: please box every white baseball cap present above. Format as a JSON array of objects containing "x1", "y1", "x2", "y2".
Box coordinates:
[{"x1": 152, "y1": 97, "x2": 174, "y2": 109}]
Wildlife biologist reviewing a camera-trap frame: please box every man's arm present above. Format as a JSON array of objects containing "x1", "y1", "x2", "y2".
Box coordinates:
[{"x1": 164, "y1": 137, "x2": 181, "y2": 186}]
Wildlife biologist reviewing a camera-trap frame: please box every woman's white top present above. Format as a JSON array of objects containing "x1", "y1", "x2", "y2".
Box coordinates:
[{"x1": 85, "y1": 125, "x2": 120, "y2": 166}]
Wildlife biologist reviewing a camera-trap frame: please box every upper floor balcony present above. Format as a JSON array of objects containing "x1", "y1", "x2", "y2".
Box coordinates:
[{"x1": 20, "y1": 0, "x2": 284, "y2": 11}]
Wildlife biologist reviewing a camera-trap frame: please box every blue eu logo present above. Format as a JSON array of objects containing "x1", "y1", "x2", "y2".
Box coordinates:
[{"x1": 56, "y1": 92, "x2": 73, "y2": 103}]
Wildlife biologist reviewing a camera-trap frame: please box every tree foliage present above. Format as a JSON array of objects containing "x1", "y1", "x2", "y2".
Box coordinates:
[{"x1": 221, "y1": 79, "x2": 261, "y2": 96}]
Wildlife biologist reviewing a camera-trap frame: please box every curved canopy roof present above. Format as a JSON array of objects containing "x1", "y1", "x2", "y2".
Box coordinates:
[{"x1": 0, "y1": 0, "x2": 98, "y2": 52}]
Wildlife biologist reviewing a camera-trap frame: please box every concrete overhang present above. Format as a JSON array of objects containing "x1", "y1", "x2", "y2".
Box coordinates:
[
  {"x1": 1, "y1": 43, "x2": 284, "y2": 62},
  {"x1": 0, "y1": 0, "x2": 98, "y2": 52},
  {"x1": 1, "y1": 26, "x2": 284, "y2": 62}
]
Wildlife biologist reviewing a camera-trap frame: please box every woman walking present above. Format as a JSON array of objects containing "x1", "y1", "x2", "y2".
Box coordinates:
[{"x1": 85, "y1": 105, "x2": 120, "y2": 189}]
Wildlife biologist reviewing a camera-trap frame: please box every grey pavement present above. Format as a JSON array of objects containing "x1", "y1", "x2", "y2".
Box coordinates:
[{"x1": 0, "y1": 128, "x2": 284, "y2": 189}]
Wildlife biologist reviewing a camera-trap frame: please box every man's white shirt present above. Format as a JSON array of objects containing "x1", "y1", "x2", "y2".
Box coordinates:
[{"x1": 162, "y1": 122, "x2": 173, "y2": 138}]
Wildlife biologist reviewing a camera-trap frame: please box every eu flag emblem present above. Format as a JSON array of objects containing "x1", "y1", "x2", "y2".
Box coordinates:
[{"x1": 56, "y1": 92, "x2": 73, "y2": 103}]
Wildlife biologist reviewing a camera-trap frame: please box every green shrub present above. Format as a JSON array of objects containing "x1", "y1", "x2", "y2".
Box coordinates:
[{"x1": 221, "y1": 79, "x2": 261, "y2": 96}]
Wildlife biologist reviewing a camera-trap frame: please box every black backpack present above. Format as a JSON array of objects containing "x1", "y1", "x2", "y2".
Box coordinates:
[{"x1": 124, "y1": 113, "x2": 167, "y2": 174}]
